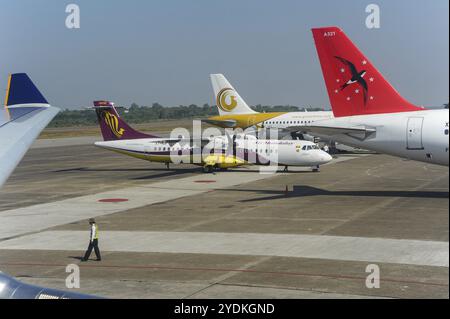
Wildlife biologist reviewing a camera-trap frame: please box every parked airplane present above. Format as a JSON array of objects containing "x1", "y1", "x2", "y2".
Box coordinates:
[
  {"x1": 0, "y1": 73, "x2": 98, "y2": 299},
  {"x1": 205, "y1": 74, "x2": 362, "y2": 152},
  {"x1": 93, "y1": 101, "x2": 332, "y2": 172},
  {"x1": 205, "y1": 74, "x2": 334, "y2": 139},
  {"x1": 304, "y1": 26, "x2": 449, "y2": 167}
]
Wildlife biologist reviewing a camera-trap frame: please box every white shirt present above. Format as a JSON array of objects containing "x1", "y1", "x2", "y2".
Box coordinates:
[{"x1": 90, "y1": 224, "x2": 98, "y2": 242}]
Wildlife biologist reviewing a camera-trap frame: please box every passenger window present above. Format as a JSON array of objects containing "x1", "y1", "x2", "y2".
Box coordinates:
[{"x1": 445, "y1": 129, "x2": 449, "y2": 136}]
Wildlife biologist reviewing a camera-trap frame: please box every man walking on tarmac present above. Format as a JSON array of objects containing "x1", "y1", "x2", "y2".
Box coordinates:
[{"x1": 81, "y1": 218, "x2": 102, "y2": 262}]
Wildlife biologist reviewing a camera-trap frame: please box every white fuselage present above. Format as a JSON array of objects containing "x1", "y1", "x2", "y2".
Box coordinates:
[
  {"x1": 312, "y1": 109, "x2": 449, "y2": 166},
  {"x1": 210, "y1": 135, "x2": 332, "y2": 166},
  {"x1": 262, "y1": 111, "x2": 334, "y2": 130},
  {"x1": 95, "y1": 135, "x2": 332, "y2": 167}
]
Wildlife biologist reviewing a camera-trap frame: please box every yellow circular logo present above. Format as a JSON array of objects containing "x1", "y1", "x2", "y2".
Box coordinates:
[{"x1": 217, "y1": 88, "x2": 238, "y2": 112}]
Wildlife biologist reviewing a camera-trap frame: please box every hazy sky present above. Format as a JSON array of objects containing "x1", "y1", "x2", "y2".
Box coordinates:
[{"x1": 0, "y1": 0, "x2": 448, "y2": 109}]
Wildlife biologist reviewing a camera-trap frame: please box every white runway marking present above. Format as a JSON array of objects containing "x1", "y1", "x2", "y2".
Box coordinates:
[{"x1": 0, "y1": 231, "x2": 447, "y2": 267}]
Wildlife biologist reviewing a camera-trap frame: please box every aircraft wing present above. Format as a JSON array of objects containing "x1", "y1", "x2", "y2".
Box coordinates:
[
  {"x1": 0, "y1": 74, "x2": 59, "y2": 187},
  {"x1": 0, "y1": 74, "x2": 104, "y2": 300},
  {"x1": 298, "y1": 124, "x2": 377, "y2": 141},
  {"x1": 201, "y1": 118, "x2": 237, "y2": 128},
  {"x1": 0, "y1": 271, "x2": 102, "y2": 299}
]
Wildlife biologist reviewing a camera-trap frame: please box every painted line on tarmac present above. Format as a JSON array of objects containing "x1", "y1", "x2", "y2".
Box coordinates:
[
  {"x1": 0, "y1": 231, "x2": 447, "y2": 267},
  {"x1": 1, "y1": 261, "x2": 447, "y2": 288}
]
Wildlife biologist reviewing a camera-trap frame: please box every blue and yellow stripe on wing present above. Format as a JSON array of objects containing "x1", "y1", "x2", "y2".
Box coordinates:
[{"x1": 4, "y1": 74, "x2": 12, "y2": 118}]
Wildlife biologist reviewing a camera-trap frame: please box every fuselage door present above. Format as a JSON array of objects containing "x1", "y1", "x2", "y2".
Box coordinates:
[{"x1": 407, "y1": 117, "x2": 424, "y2": 150}]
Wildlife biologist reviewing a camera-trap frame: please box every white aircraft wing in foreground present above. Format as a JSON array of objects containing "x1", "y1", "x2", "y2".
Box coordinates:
[
  {"x1": 0, "y1": 73, "x2": 59, "y2": 187},
  {"x1": 0, "y1": 74, "x2": 100, "y2": 299}
]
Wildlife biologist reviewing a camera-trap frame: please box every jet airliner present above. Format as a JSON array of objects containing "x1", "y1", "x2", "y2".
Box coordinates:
[
  {"x1": 306, "y1": 26, "x2": 448, "y2": 166},
  {"x1": 205, "y1": 74, "x2": 334, "y2": 138}
]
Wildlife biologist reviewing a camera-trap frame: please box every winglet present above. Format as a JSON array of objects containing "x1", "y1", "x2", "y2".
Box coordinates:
[
  {"x1": 3, "y1": 74, "x2": 51, "y2": 122},
  {"x1": 5, "y1": 73, "x2": 49, "y2": 107}
]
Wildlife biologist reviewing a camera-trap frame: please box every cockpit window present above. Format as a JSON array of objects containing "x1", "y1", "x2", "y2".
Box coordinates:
[{"x1": 302, "y1": 145, "x2": 319, "y2": 151}]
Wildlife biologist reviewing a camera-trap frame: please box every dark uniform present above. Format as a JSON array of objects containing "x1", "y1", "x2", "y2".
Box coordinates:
[{"x1": 82, "y1": 219, "x2": 101, "y2": 261}]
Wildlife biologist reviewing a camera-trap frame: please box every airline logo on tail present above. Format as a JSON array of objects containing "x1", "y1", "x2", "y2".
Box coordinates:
[
  {"x1": 312, "y1": 27, "x2": 422, "y2": 117},
  {"x1": 334, "y1": 56, "x2": 372, "y2": 106},
  {"x1": 102, "y1": 111, "x2": 125, "y2": 138},
  {"x1": 217, "y1": 88, "x2": 238, "y2": 112}
]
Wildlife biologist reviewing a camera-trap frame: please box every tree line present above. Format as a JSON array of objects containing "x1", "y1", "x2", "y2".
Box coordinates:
[{"x1": 48, "y1": 103, "x2": 326, "y2": 127}]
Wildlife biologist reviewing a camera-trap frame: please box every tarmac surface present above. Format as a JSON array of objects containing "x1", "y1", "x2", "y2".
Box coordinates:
[{"x1": 0, "y1": 138, "x2": 448, "y2": 298}]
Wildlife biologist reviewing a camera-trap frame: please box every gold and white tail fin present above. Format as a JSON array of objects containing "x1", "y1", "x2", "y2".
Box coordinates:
[{"x1": 210, "y1": 74, "x2": 257, "y2": 116}]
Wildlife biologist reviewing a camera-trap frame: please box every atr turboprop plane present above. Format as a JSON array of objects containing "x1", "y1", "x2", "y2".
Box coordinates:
[
  {"x1": 0, "y1": 73, "x2": 98, "y2": 299},
  {"x1": 93, "y1": 101, "x2": 332, "y2": 172},
  {"x1": 305, "y1": 26, "x2": 449, "y2": 166}
]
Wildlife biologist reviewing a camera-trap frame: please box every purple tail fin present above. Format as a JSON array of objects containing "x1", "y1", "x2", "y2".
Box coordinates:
[{"x1": 93, "y1": 101, "x2": 158, "y2": 141}]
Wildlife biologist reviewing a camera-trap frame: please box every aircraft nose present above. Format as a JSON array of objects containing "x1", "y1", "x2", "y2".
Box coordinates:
[{"x1": 320, "y1": 152, "x2": 333, "y2": 164}]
